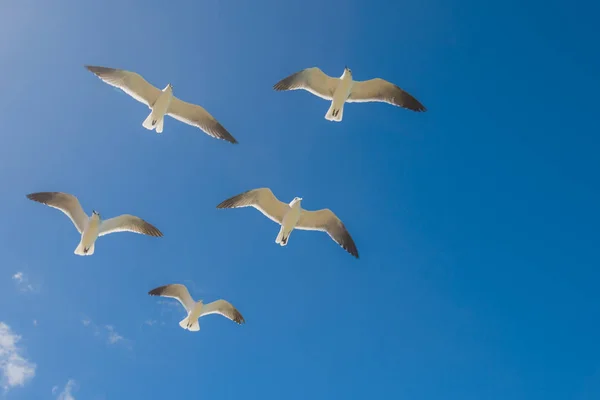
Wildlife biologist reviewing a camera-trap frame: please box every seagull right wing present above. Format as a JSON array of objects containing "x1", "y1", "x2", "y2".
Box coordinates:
[
  {"x1": 85, "y1": 65, "x2": 162, "y2": 107},
  {"x1": 26, "y1": 192, "x2": 88, "y2": 234},
  {"x1": 98, "y1": 214, "x2": 163, "y2": 237},
  {"x1": 347, "y1": 78, "x2": 426, "y2": 112},
  {"x1": 148, "y1": 284, "x2": 195, "y2": 313},
  {"x1": 296, "y1": 208, "x2": 359, "y2": 258},
  {"x1": 167, "y1": 97, "x2": 238, "y2": 144},
  {"x1": 216, "y1": 188, "x2": 290, "y2": 225},
  {"x1": 201, "y1": 299, "x2": 245, "y2": 324},
  {"x1": 273, "y1": 67, "x2": 340, "y2": 100}
]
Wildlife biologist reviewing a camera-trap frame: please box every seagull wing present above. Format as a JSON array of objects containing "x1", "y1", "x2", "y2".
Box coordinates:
[
  {"x1": 85, "y1": 65, "x2": 162, "y2": 107},
  {"x1": 216, "y1": 188, "x2": 290, "y2": 225},
  {"x1": 347, "y1": 78, "x2": 426, "y2": 112},
  {"x1": 273, "y1": 67, "x2": 339, "y2": 100},
  {"x1": 148, "y1": 284, "x2": 195, "y2": 313},
  {"x1": 167, "y1": 97, "x2": 238, "y2": 144},
  {"x1": 26, "y1": 192, "x2": 88, "y2": 233},
  {"x1": 201, "y1": 299, "x2": 245, "y2": 324},
  {"x1": 98, "y1": 214, "x2": 163, "y2": 237},
  {"x1": 296, "y1": 208, "x2": 359, "y2": 258}
]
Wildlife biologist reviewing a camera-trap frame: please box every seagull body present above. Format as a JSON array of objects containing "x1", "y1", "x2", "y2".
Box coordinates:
[
  {"x1": 85, "y1": 65, "x2": 238, "y2": 144},
  {"x1": 216, "y1": 188, "x2": 359, "y2": 258},
  {"x1": 143, "y1": 84, "x2": 174, "y2": 134},
  {"x1": 273, "y1": 66, "x2": 426, "y2": 122},
  {"x1": 26, "y1": 192, "x2": 163, "y2": 256},
  {"x1": 148, "y1": 284, "x2": 245, "y2": 332}
]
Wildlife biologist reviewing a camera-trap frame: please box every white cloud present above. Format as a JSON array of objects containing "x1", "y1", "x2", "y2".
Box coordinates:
[
  {"x1": 32, "y1": 320, "x2": 37, "y2": 327},
  {"x1": 104, "y1": 326, "x2": 123, "y2": 345},
  {"x1": 0, "y1": 322, "x2": 36, "y2": 391},
  {"x1": 81, "y1": 318, "x2": 130, "y2": 348},
  {"x1": 156, "y1": 299, "x2": 180, "y2": 308},
  {"x1": 55, "y1": 379, "x2": 77, "y2": 400},
  {"x1": 12, "y1": 272, "x2": 34, "y2": 292},
  {"x1": 144, "y1": 320, "x2": 157, "y2": 326}
]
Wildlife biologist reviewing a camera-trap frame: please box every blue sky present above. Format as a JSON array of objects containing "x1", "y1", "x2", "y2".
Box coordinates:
[{"x1": 1, "y1": 0, "x2": 599, "y2": 398}]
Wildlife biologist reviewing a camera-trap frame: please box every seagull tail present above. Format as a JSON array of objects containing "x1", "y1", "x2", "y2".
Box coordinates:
[
  {"x1": 179, "y1": 316, "x2": 200, "y2": 332},
  {"x1": 275, "y1": 228, "x2": 289, "y2": 246},
  {"x1": 325, "y1": 103, "x2": 344, "y2": 122},
  {"x1": 142, "y1": 112, "x2": 157, "y2": 131},
  {"x1": 155, "y1": 117, "x2": 164, "y2": 134},
  {"x1": 74, "y1": 242, "x2": 95, "y2": 256}
]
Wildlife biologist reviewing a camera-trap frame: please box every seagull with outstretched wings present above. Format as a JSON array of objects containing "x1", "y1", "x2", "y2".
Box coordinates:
[
  {"x1": 148, "y1": 284, "x2": 245, "y2": 331},
  {"x1": 26, "y1": 191, "x2": 163, "y2": 256},
  {"x1": 274, "y1": 66, "x2": 426, "y2": 122},
  {"x1": 217, "y1": 188, "x2": 359, "y2": 258},
  {"x1": 85, "y1": 65, "x2": 238, "y2": 144}
]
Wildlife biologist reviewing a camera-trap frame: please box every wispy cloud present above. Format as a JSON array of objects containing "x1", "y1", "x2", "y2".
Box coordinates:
[
  {"x1": 54, "y1": 379, "x2": 77, "y2": 400},
  {"x1": 81, "y1": 317, "x2": 131, "y2": 349},
  {"x1": 0, "y1": 322, "x2": 36, "y2": 391},
  {"x1": 156, "y1": 299, "x2": 180, "y2": 308},
  {"x1": 12, "y1": 272, "x2": 35, "y2": 292},
  {"x1": 104, "y1": 325, "x2": 123, "y2": 344}
]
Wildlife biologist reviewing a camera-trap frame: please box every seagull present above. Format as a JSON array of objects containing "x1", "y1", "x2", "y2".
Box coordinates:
[
  {"x1": 26, "y1": 191, "x2": 163, "y2": 256},
  {"x1": 273, "y1": 66, "x2": 426, "y2": 122},
  {"x1": 216, "y1": 188, "x2": 359, "y2": 258},
  {"x1": 85, "y1": 65, "x2": 238, "y2": 144},
  {"x1": 148, "y1": 284, "x2": 245, "y2": 331}
]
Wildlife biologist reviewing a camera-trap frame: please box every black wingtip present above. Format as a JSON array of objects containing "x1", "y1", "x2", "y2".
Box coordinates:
[
  {"x1": 234, "y1": 311, "x2": 246, "y2": 325},
  {"x1": 216, "y1": 191, "x2": 249, "y2": 209},
  {"x1": 216, "y1": 198, "x2": 235, "y2": 209},
  {"x1": 26, "y1": 192, "x2": 54, "y2": 204},
  {"x1": 84, "y1": 65, "x2": 116, "y2": 76},
  {"x1": 148, "y1": 285, "x2": 167, "y2": 296},
  {"x1": 348, "y1": 245, "x2": 359, "y2": 259},
  {"x1": 273, "y1": 71, "x2": 300, "y2": 91}
]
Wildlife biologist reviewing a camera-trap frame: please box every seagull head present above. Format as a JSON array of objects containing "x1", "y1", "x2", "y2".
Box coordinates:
[
  {"x1": 92, "y1": 210, "x2": 100, "y2": 218},
  {"x1": 293, "y1": 196, "x2": 303, "y2": 203},
  {"x1": 344, "y1": 66, "x2": 352, "y2": 76},
  {"x1": 165, "y1": 83, "x2": 174, "y2": 91}
]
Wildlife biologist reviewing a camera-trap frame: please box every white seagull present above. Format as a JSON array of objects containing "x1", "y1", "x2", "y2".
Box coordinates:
[
  {"x1": 216, "y1": 188, "x2": 359, "y2": 258},
  {"x1": 26, "y1": 192, "x2": 163, "y2": 256},
  {"x1": 273, "y1": 66, "x2": 426, "y2": 122},
  {"x1": 85, "y1": 65, "x2": 238, "y2": 144},
  {"x1": 148, "y1": 284, "x2": 245, "y2": 331}
]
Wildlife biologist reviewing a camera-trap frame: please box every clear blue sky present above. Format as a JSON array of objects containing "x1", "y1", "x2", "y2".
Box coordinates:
[{"x1": 1, "y1": 0, "x2": 599, "y2": 398}]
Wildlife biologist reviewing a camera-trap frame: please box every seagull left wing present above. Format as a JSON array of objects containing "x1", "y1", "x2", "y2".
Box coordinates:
[
  {"x1": 201, "y1": 299, "x2": 245, "y2": 324},
  {"x1": 273, "y1": 67, "x2": 339, "y2": 100},
  {"x1": 85, "y1": 65, "x2": 162, "y2": 107},
  {"x1": 216, "y1": 188, "x2": 290, "y2": 225},
  {"x1": 148, "y1": 284, "x2": 195, "y2": 312},
  {"x1": 347, "y1": 78, "x2": 426, "y2": 112},
  {"x1": 296, "y1": 209, "x2": 359, "y2": 258},
  {"x1": 167, "y1": 97, "x2": 238, "y2": 144},
  {"x1": 98, "y1": 214, "x2": 163, "y2": 237},
  {"x1": 26, "y1": 192, "x2": 88, "y2": 234}
]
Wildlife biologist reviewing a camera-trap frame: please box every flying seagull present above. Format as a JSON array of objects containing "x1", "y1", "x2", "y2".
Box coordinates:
[
  {"x1": 273, "y1": 66, "x2": 426, "y2": 122},
  {"x1": 84, "y1": 65, "x2": 238, "y2": 144},
  {"x1": 216, "y1": 188, "x2": 359, "y2": 258},
  {"x1": 148, "y1": 284, "x2": 245, "y2": 331},
  {"x1": 26, "y1": 191, "x2": 163, "y2": 256}
]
